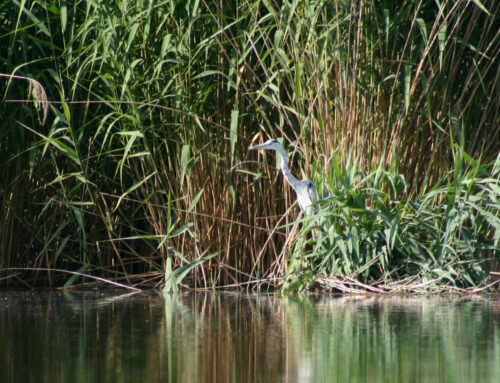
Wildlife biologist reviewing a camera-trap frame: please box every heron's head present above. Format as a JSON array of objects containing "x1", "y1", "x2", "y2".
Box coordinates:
[{"x1": 248, "y1": 138, "x2": 282, "y2": 152}]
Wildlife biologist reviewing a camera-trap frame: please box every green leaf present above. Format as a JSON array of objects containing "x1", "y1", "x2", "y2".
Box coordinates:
[
  {"x1": 114, "y1": 171, "x2": 157, "y2": 211},
  {"x1": 60, "y1": 2, "x2": 67, "y2": 33},
  {"x1": 469, "y1": 0, "x2": 491, "y2": 15},
  {"x1": 180, "y1": 144, "x2": 190, "y2": 188},
  {"x1": 63, "y1": 264, "x2": 90, "y2": 289},
  {"x1": 230, "y1": 109, "x2": 239, "y2": 164},
  {"x1": 438, "y1": 23, "x2": 447, "y2": 71},
  {"x1": 71, "y1": 206, "x2": 86, "y2": 244},
  {"x1": 163, "y1": 257, "x2": 177, "y2": 295},
  {"x1": 188, "y1": 189, "x2": 204, "y2": 213},
  {"x1": 404, "y1": 64, "x2": 411, "y2": 112},
  {"x1": 416, "y1": 18, "x2": 428, "y2": 45}
]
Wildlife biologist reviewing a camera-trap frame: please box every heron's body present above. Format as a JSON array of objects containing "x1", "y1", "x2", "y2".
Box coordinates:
[{"x1": 250, "y1": 139, "x2": 318, "y2": 213}]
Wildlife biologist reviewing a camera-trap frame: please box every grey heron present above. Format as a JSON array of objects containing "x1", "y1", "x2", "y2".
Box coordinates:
[{"x1": 249, "y1": 139, "x2": 318, "y2": 213}]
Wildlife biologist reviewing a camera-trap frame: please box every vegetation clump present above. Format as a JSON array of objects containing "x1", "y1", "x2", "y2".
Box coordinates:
[{"x1": 287, "y1": 152, "x2": 500, "y2": 293}]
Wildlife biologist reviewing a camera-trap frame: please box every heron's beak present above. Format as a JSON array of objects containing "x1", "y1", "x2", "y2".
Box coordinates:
[{"x1": 248, "y1": 143, "x2": 266, "y2": 150}]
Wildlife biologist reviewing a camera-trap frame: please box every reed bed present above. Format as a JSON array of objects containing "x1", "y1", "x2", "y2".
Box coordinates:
[{"x1": 1, "y1": 0, "x2": 499, "y2": 291}]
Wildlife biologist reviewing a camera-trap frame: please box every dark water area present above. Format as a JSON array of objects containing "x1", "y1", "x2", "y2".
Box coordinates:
[{"x1": 1, "y1": 290, "x2": 499, "y2": 383}]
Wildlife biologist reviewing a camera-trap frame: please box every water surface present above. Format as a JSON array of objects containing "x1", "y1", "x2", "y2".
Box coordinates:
[{"x1": 1, "y1": 291, "x2": 499, "y2": 382}]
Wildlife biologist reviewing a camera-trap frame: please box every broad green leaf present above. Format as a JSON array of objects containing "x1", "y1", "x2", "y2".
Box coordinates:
[
  {"x1": 180, "y1": 144, "x2": 190, "y2": 188},
  {"x1": 438, "y1": 23, "x2": 447, "y2": 71}
]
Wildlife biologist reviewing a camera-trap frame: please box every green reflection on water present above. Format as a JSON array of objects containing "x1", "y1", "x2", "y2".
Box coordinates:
[{"x1": 1, "y1": 291, "x2": 499, "y2": 383}]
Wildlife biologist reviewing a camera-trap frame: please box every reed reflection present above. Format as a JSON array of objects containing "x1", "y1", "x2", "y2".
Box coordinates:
[{"x1": 1, "y1": 292, "x2": 500, "y2": 383}]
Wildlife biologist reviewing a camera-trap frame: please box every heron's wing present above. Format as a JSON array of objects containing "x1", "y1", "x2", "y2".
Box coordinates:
[{"x1": 307, "y1": 181, "x2": 318, "y2": 203}]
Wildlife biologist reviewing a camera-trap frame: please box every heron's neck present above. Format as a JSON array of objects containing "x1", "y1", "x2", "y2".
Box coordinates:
[{"x1": 276, "y1": 147, "x2": 300, "y2": 190}]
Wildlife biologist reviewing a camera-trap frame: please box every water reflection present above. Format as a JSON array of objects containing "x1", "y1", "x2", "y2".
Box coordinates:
[{"x1": 1, "y1": 291, "x2": 499, "y2": 382}]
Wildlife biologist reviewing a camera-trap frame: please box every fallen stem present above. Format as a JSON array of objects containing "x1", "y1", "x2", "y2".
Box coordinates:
[{"x1": 1, "y1": 267, "x2": 142, "y2": 292}]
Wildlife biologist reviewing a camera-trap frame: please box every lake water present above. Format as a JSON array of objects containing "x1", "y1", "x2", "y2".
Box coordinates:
[{"x1": 1, "y1": 291, "x2": 499, "y2": 382}]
